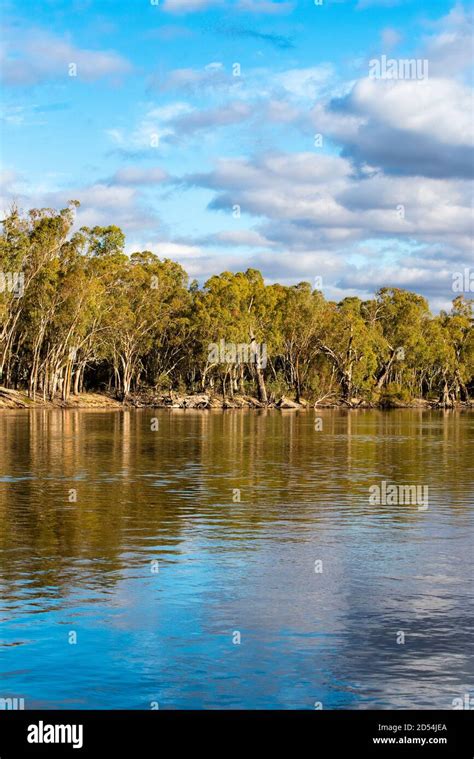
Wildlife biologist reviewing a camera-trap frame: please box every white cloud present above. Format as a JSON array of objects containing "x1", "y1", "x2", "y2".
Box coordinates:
[
  {"x1": 39, "y1": 183, "x2": 160, "y2": 234},
  {"x1": 311, "y1": 76, "x2": 474, "y2": 178},
  {"x1": 196, "y1": 229, "x2": 275, "y2": 247},
  {"x1": 179, "y1": 146, "x2": 472, "y2": 303},
  {"x1": 169, "y1": 100, "x2": 254, "y2": 137},
  {"x1": 106, "y1": 103, "x2": 192, "y2": 150},
  {"x1": 348, "y1": 77, "x2": 472, "y2": 147},
  {"x1": 275, "y1": 65, "x2": 335, "y2": 100},
  {"x1": 422, "y1": 3, "x2": 474, "y2": 77},
  {"x1": 149, "y1": 61, "x2": 235, "y2": 94},
  {"x1": 0, "y1": 27, "x2": 132, "y2": 86}
]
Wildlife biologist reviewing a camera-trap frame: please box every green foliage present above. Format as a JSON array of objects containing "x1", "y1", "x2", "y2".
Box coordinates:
[
  {"x1": 0, "y1": 206, "x2": 472, "y2": 405},
  {"x1": 380, "y1": 382, "x2": 413, "y2": 405}
]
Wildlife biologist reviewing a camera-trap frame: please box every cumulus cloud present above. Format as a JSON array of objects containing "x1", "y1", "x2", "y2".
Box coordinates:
[
  {"x1": 168, "y1": 100, "x2": 254, "y2": 138},
  {"x1": 106, "y1": 62, "x2": 336, "y2": 150},
  {"x1": 343, "y1": 78, "x2": 471, "y2": 147},
  {"x1": 192, "y1": 229, "x2": 275, "y2": 247},
  {"x1": 422, "y1": 3, "x2": 474, "y2": 77},
  {"x1": 0, "y1": 168, "x2": 20, "y2": 187},
  {"x1": 148, "y1": 62, "x2": 236, "y2": 94},
  {"x1": 4, "y1": 2, "x2": 471, "y2": 310},
  {"x1": 188, "y1": 152, "x2": 351, "y2": 190},
  {"x1": 311, "y1": 77, "x2": 474, "y2": 179},
  {"x1": 0, "y1": 176, "x2": 157, "y2": 234},
  {"x1": 105, "y1": 103, "x2": 192, "y2": 150},
  {"x1": 0, "y1": 27, "x2": 132, "y2": 86},
  {"x1": 106, "y1": 98, "x2": 259, "y2": 149},
  {"x1": 275, "y1": 65, "x2": 335, "y2": 99},
  {"x1": 0, "y1": 169, "x2": 26, "y2": 210},
  {"x1": 177, "y1": 145, "x2": 472, "y2": 303}
]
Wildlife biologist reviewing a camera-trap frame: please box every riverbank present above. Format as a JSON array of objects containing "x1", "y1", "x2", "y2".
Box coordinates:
[
  {"x1": 0, "y1": 387, "x2": 122, "y2": 409},
  {"x1": 1, "y1": 387, "x2": 472, "y2": 410}
]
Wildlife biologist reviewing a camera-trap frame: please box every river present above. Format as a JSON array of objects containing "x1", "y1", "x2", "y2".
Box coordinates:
[{"x1": 0, "y1": 409, "x2": 472, "y2": 709}]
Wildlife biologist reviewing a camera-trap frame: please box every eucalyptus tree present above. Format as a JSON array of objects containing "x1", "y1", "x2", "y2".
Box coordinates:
[
  {"x1": 318, "y1": 297, "x2": 381, "y2": 402},
  {"x1": 0, "y1": 204, "x2": 77, "y2": 388},
  {"x1": 1, "y1": 204, "x2": 472, "y2": 406}
]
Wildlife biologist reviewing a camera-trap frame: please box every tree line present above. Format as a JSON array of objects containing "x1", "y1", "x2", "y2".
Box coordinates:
[{"x1": 0, "y1": 204, "x2": 472, "y2": 406}]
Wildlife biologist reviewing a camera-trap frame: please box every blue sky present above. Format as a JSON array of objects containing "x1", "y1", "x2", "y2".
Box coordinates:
[{"x1": 1, "y1": 0, "x2": 473, "y2": 309}]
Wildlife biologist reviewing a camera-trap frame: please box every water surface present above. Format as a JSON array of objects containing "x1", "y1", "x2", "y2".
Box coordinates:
[{"x1": 0, "y1": 409, "x2": 472, "y2": 709}]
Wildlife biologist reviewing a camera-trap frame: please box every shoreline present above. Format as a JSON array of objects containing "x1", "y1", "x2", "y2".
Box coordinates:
[{"x1": 1, "y1": 387, "x2": 472, "y2": 411}]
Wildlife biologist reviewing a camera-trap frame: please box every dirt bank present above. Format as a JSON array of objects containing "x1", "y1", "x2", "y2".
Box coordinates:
[
  {"x1": 1, "y1": 387, "x2": 472, "y2": 411},
  {"x1": 0, "y1": 387, "x2": 122, "y2": 409}
]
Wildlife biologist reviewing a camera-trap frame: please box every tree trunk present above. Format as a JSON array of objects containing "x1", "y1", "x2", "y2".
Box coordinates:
[
  {"x1": 376, "y1": 351, "x2": 397, "y2": 389},
  {"x1": 295, "y1": 357, "x2": 302, "y2": 402},
  {"x1": 73, "y1": 365, "x2": 82, "y2": 396},
  {"x1": 250, "y1": 334, "x2": 267, "y2": 404}
]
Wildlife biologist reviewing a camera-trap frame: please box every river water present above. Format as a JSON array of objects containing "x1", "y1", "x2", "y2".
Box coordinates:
[{"x1": 0, "y1": 409, "x2": 472, "y2": 709}]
